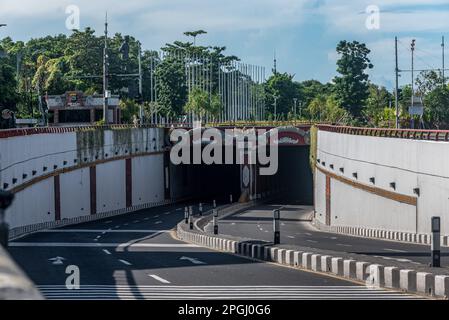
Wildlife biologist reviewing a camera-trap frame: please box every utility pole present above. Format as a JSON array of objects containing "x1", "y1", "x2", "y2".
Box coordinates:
[
  {"x1": 103, "y1": 13, "x2": 109, "y2": 124},
  {"x1": 273, "y1": 95, "x2": 278, "y2": 121},
  {"x1": 442, "y1": 36, "x2": 445, "y2": 86},
  {"x1": 138, "y1": 41, "x2": 143, "y2": 124},
  {"x1": 293, "y1": 98, "x2": 297, "y2": 119},
  {"x1": 395, "y1": 36, "x2": 400, "y2": 129},
  {"x1": 410, "y1": 39, "x2": 416, "y2": 129}
]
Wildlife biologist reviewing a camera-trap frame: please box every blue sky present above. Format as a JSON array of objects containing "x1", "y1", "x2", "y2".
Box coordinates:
[{"x1": 1, "y1": 0, "x2": 448, "y2": 90}]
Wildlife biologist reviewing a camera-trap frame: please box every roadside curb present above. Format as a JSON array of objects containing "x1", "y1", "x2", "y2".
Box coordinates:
[
  {"x1": 312, "y1": 217, "x2": 449, "y2": 248},
  {"x1": 177, "y1": 210, "x2": 449, "y2": 299}
]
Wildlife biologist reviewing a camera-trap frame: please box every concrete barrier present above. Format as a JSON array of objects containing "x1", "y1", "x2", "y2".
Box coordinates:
[
  {"x1": 400, "y1": 270, "x2": 417, "y2": 292},
  {"x1": 302, "y1": 253, "x2": 313, "y2": 269},
  {"x1": 367, "y1": 264, "x2": 384, "y2": 287},
  {"x1": 293, "y1": 251, "x2": 301, "y2": 267},
  {"x1": 285, "y1": 250, "x2": 295, "y2": 266},
  {"x1": 321, "y1": 256, "x2": 332, "y2": 273},
  {"x1": 311, "y1": 254, "x2": 321, "y2": 272},
  {"x1": 331, "y1": 257, "x2": 343, "y2": 276},
  {"x1": 355, "y1": 262, "x2": 369, "y2": 281},
  {"x1": 435, "y1": 275, "x2": 449, "y2": 298},
  {"x1": 343, "y1": 260, "x2": 356, "y2": 278},
  {"x1": 277, "y1": 249, "x2": 286, "y2": 264},
  {"x1": 416, "y1": 272, "x2": 434, "y2": 296},
  {"x1": 384, "y1": 266, "x2": 400, "y2": 289}
]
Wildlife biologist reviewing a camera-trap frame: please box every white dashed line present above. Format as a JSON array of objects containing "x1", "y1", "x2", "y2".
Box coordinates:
[
  {"x1": 124, "y1": 223, "x2": 129, "y2": 226},
  {"x1": 149, "y1": 274, "x2": 171, "y2": 284},
  {"x1": 154, "y1": 221, "x2": 163, "y2": 225},
  {"x1": 164, "y1": 212, "x2": 171, "y2": 215},
  {"x1": 154, "y1": 215, "x2": 160, "y2": 218},
  {"x1": 103, "y1": 249, "x2": 111, "y2": 255},
  {"x1": 287, "y1": 236, "x2": 295, "y2": 239},
  {"x1": 305, "y1": 233, "x2": 312, "y2": 236},
  {"x1": 307, "y1": 240, "x2": 318, "y2": 243},
  {"x1": 105, "y1": 221, "x2": 113, "y2": 224},
  {"x1": 119, "y1": 259, "x2": 132, "y2": 266},
  {"x1": 384, "y1": 248, "x2": 407, "y2": 253},
  {"x1": 133, "y1": 220, "x2": 139, "y2": 224},
  {"x1": 336, "y1": 244, "x2": 352, "y2": 247},
  {"x1": 330, "y1": 237, "x2": 338, "y2": 240}
]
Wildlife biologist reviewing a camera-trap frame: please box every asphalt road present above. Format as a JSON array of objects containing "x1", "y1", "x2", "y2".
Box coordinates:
[
  {"x1": 218, "y1": 204, "x2": 449, "y2": 270},
  {"x1": 8, "y1": 202, "x2": 420, "y2": 300}
]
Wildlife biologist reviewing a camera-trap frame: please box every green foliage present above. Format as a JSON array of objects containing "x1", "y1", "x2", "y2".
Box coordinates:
[
  {"x1": 155, "y1": 56, "x2": 188, "y2": 116},
  {"x1": 119, "y1": 99, "x2": 140, "y2": 124},
  {"x1": 423, "y1": 86, "x2": 449, "y2": 129},
  {"x1": 264, "y1": 72, "x2": 298, "y2": 118},
  {"x1": 363, "y1": 84, "x2": 393, "y2": 126},
  {"x1": 184, "y1": 88, "x2": 222, "y2": 119},
  {"x1": 307, "y1": 94, "x2": 351, "y2": 124},
  {"x1": 333, "y1": 40, "x2": 373, "y2": 119}
]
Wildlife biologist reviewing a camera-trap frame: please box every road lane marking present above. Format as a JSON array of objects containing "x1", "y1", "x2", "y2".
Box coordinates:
[
  {"x1": 154, "y1": 221, "x2": 163, "y2": 224},
  {"x1": 36, "y1": 286, "x2": 423, "y2": 300},
  {"x1": 119, "y1": 259, "x2": 132, "y2": 266},
  {"x1": 103, "y1": 249, "x2": 112, "y2": 255},
  {"x1": 307, "y1": 240, "x2": 318, "y2": 243},
  {"x1": 336, "y1": 244, "x2": 352, "y2": 247},
  {"x1": 10, "y1": 243, "x2": 200, "y2": 248},
  {"x1": 133, "y1": 220, "x2": 140, "y2": 224},
  {"x1": 104, "y1": 221, "x2": 113, "y2": 224},
  {"x1": 179, "y1": 256, "x2": 206, "y2": 265},
  {"x1": 154, "y1": 215, "x2": 160, "y2": 218},
  {"x1": 330, "y1": 237, "x2": 338, "y2": 240},
  {"x1": 287, "y1": 236, "x2": 295, "y2": 239},
  {"x1": 384, "y1": 248, "x2": 407, "y2": 253},
  {"x1": 164, "y1": 212, "x2": 171, "y2": 215},
  {"x1": 149, "y1": 275, "x2": 171, "y2": 284},
  {"x1": 37, "y1": 229, "x2": 171, "y2": 233}
]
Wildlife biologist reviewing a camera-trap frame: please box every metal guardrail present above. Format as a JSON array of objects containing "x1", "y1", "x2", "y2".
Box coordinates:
[{"x1": 318, "y1": 124, "x2": 449, "y2": 141}]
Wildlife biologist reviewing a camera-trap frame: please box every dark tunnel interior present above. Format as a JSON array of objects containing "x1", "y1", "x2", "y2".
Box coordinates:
[{"x1": 169, "y1": 144, "x2": 313, "y2": 206}]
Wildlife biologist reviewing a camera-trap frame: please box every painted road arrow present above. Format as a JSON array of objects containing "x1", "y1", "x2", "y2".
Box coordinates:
[
  {"x1": 179, "y1": 256, "x2": 206, "y2": 265},
  {"x1": 48, "y1": 257, "x2": 66, "y2": 265}
]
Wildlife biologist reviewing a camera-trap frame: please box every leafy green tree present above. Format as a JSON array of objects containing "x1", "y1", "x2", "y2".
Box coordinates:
[
  {"x1": 424, "y1": 86, "x2": 449, "y2": 129},
  {"x1": 264, "y1": 72, "x2": 298, "y2": 118},
  {"x1": 333, "y1": 40, "x2": 373, "y2": 119},
  {"x1": 307, "y1": 94, "x2": 350, "y2": 124},
  {"x1": 363, "y1": 84, "x2": 393, "y2": 126},
  {"x1": 155, "y1": 56, "x2": 188, "y2": 116},
  {"x1": 184, "y1": 88, "x2": 222, "y2": 120}
]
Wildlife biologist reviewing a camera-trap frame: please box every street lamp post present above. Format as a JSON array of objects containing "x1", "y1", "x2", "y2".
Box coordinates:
[
  {"x1": 273, "y1": 95, "x2": 279, "y2": 121},
  {"x1": 293, "y1": 98, "x2": 297, "y2": 120}
]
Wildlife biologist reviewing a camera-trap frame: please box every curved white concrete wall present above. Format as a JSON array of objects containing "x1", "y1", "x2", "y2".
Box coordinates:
[
  {"x1": 314, "y1": 130, "x2": 449, "y2": 236},
  {"x1": 0, "y1": 127, "x2": 169, "y2": 237}
]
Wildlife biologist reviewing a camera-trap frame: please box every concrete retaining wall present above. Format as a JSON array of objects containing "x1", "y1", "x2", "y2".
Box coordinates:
[
  {"x1": 314, "y1": 130, "x2": 449, "y2": 239},
  {"x1": 1, "y1": 127, "x2": 169, "y2": 238}
]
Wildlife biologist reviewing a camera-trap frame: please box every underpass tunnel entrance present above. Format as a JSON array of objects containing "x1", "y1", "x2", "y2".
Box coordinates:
[
  {"x1": 274, "y1": 146, "x2": 313, "y2": 205},
  {"x1": 169, "y1": 144, "x2": 241, "y2": 204}
]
